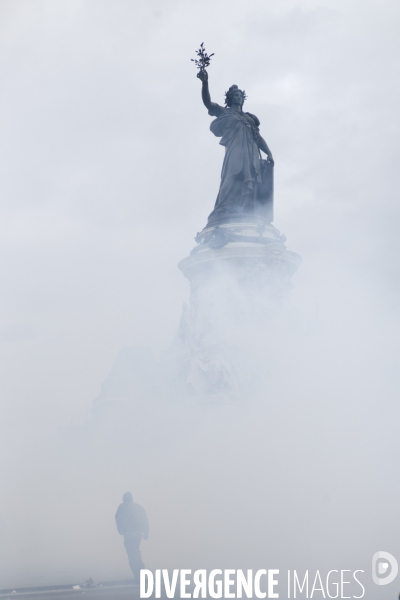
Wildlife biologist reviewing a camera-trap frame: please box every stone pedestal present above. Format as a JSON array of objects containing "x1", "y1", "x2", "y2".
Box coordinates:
[{"x1": 173, "y1": 221, "x2": 302, "y2": 402}]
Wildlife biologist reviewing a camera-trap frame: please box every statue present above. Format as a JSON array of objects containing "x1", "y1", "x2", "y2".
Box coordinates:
[{"x1": 193, "y1": 45, "x2": 274, "y2": 226}]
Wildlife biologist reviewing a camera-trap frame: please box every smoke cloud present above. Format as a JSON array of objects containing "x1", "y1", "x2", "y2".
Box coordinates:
[{"x1": 0, "y1": 1, "x2": 399, "y2": 598}]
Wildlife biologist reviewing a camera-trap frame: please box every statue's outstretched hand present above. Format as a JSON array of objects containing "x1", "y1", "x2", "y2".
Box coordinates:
[
  {"x1": 197, "y1": 69, "x2": 208, "y2": 82},
  {"x1": 267, "y1": 156, "x2": 275, "y2": 167}
]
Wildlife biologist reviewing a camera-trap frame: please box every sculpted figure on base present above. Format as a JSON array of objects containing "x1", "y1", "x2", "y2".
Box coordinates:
[{"x1": 198, "y1": 69, "x2": 274, "y2": 225}]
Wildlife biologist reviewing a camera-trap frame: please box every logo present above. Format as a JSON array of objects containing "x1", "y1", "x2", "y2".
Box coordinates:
[{"x1": 372, "y1": 552, "x2": 398, "y2": 585}]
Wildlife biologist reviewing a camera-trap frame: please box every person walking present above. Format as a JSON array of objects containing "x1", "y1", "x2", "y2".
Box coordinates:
[{"x1": 115, "y1": 492, "x2": 149, "y2": 581}]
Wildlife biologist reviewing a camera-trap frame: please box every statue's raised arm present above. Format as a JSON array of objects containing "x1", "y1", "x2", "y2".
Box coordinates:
[{"x1": 197, "y1": 70, "x2": 216, "y2": 112}]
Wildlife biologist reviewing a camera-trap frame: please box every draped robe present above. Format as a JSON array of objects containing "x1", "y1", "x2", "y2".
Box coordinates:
[{"x1": 207, "y1": 104, "x2": 263, "y2": 225}]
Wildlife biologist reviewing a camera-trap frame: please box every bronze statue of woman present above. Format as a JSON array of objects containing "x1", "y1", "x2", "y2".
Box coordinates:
[{"x1": 198, "y1": 69, "x2": 274, "y2": 226}]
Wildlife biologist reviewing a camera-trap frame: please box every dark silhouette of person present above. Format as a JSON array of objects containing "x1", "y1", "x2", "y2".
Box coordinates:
[{"x1": 115, "y1": 492, "x2": 149, "y2": 580}]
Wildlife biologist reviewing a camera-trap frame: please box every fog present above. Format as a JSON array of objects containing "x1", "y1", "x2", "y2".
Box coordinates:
[{"x1": 0, "y1": 1, "x2": 400, "y2": 598}]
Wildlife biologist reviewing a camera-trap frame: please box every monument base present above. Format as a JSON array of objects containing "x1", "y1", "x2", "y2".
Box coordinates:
[
  {"x1": 91, "y1": 221, "x2": 302, "y2": 420},
  {"x1": 173, "y1": 220, "x2": 302, "y2": 402}
]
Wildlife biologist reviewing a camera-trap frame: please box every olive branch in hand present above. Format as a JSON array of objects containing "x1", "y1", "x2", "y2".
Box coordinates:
[{"x1": 191, "y1": 42, "x2": 214, "y2": 72}]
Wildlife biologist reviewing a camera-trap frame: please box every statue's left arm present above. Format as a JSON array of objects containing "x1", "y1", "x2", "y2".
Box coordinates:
[{"x1": 257, "y1": 134, "x2": 274, "y2": 165}]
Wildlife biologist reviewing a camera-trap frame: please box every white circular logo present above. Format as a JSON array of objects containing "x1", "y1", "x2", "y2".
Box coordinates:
[{"x1": 372, "y1": 552, "x2": 398, "y2": 585}]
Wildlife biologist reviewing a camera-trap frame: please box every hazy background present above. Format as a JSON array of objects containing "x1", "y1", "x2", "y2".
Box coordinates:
[{"x1": 0, "y1": 0, "x2": 400, "y2": 596}]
